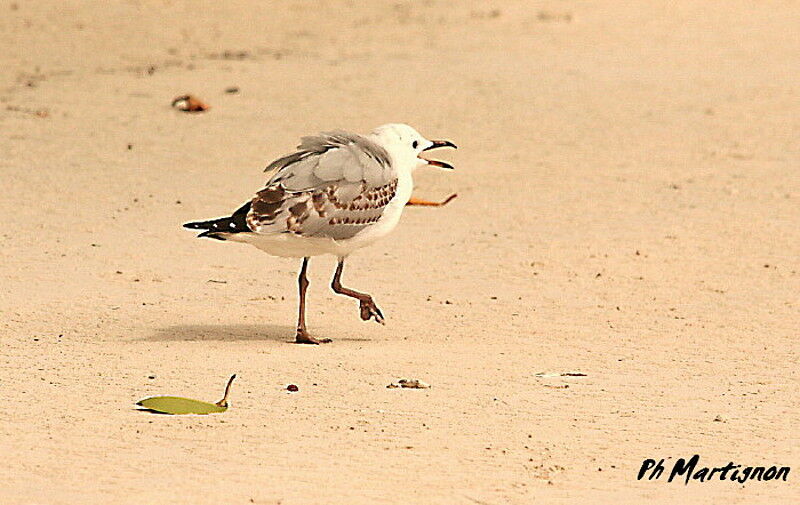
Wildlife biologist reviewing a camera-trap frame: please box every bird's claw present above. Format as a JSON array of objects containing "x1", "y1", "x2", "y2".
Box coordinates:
[
  {"x1": 295, "y1": 330, "x2": 332, "y2": 345},
  {"x1": 359, "y1": 300, "x2": 385, "y2": 325}
]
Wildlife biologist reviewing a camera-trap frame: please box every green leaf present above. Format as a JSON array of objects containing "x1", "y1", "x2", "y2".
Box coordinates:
[
  {"x1": 136, "y1": 396, "x2": 227, "y2": 415},
  {"x1": 135, "y1": 374, "x2": 236, "y2": 415}
]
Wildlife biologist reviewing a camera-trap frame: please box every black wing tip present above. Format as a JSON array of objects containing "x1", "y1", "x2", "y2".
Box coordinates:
[
  {"x1": 183, "y1": 221, "x2": 229, "y2": 240},
  {"x1": 197, "y1": 231, "x2": 227, "y2": 241},
  {"x1": 184, "y1": 202, "x2": 252, "y2": 236},
  {"x1": 183, "y1": 221, "x2": 208, "y2": 229}
]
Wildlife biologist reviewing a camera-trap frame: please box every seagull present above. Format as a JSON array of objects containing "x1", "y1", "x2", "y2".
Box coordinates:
[{"x1": 184, "y1": 124, "x2": 456, "y2": 344}]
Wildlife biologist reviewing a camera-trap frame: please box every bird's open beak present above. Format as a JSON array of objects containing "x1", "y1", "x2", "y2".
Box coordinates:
[{"x1": 419, "y1": 140, "x2": 457, "y2": 169}]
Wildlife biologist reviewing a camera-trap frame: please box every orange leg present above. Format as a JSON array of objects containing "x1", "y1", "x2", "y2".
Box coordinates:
[{"x1": 406, "y1": 193, "x2": 458, "y2": 207}]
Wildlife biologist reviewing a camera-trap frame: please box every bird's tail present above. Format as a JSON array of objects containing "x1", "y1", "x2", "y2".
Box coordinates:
[{"x1": 184, "y1": 202, "x2": 252, "y2": 240}]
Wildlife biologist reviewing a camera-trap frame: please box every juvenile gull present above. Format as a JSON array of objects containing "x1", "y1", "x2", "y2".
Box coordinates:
[{"x1": 184, "y1": 124, "x2": 456, "y2": 344}]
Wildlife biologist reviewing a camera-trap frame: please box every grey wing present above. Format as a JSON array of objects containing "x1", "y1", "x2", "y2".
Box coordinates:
[
  {"x1": 246, "y1": 131, "x2": 398, "y2": 240},
  {"x1": 264, "y1": 130, "x2": 393, "y2": 190}
]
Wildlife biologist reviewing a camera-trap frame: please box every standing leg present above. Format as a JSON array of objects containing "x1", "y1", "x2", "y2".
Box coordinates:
[
  {"x1": 330, "y1": 258, "x2": 385, "y2": 324},
  {"x1": 295, "y1": 257, "x2": 331, "y2": 344}
]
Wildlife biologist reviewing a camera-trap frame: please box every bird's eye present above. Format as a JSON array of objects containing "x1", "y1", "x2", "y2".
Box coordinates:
[{"x1": 412, "y1": 140, "x2": 419, "y2": 149}]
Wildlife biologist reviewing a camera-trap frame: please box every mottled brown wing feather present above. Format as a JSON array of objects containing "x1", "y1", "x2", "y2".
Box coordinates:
[{"x1": 247, "y1": 180, "x2": 398, "y2": 240}]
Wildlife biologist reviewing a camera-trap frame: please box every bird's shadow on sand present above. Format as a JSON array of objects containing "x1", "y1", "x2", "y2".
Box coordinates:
[{"x1": 147, "y1": 324, "x2": 370, "y2": 343}]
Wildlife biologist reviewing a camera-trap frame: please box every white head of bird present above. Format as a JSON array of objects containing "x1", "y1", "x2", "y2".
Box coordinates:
[{"x1": 369, "y1": 123, "x2": 457, "y2": 172}]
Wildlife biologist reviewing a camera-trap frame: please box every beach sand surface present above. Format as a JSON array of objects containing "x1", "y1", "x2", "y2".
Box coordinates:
[{"x1": 1, "y1": 1, "x2": 798, "y2": 503}]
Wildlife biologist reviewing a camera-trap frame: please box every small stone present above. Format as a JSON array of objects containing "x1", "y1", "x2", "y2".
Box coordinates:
[{"x1": 287, "y1": 384, "x2": 299, "y2": 392}]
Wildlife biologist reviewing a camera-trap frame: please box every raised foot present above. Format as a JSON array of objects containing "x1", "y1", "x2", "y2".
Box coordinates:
[
  {"x1": 359, "y1": 299, "x2": 385, "y2": 325},
  {"x1": 295, "y1": 331, "x2": 332, "y2": 345}
]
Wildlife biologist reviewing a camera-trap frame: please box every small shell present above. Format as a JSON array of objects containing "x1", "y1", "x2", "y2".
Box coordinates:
[
  {"x1": 387, "y1": 378, "x2": 431, "y2": 389},
  {"x1": 171, "y1": 94, "x2": 209, "y2": 112}
]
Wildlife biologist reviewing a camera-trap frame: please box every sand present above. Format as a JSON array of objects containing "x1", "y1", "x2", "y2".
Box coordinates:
[{"x1": 1, "y1": 1, "x2": 798, "y2": 503}]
